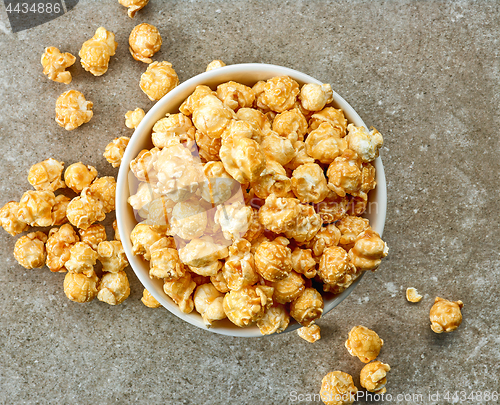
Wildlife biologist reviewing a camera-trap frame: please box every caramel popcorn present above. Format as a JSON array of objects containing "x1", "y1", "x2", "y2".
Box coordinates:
[
  {"x1": 326, "y1": 149, "x2": 365, "y2": 198},
  {"x1": 220, "y1": 134, "x2": 266, "y2": 183},
  {"x1": 243, "y1": 207, "x2": 264, "y2": 242},
  {"x1": 13, "y1": 231, "x2": 47, "y2": 269},
  {"x1": 336, "y1": 215, "x2": 370, "y2": 251},
  {"x1": 298, "y1": 324, "x2": 321, "y2": 343},
  {"x1": 257, "y1": 304, "x2": 290, "y2": 335},
  {"x1": 65, "y1": 242, "x2": 98, "y2": 277},
  {"x1": 179, "y1": 237, "x2": 228, "y2": 277},
  {"x1": 119, "y1": 0, "x2": 149, "y2": 18},
  {"x1": 348, "y1": 228, "x2": 388, "y2": 272},
  {"x1": 216, "y1": 81, "x2": 255, "y2": 111},
  {"x1": 66, "y1": 188, "x2": 106, "y2": 230},
  {"x1": 272, "y1": 271, "x2": 305, "y2": 304},
  {"x1": 193, "y1": 283, "x2": 226, "y2": 326},
  {"x1": 129, "y1": 23, "x2": 162, "y2": 64},
  {"x1": 97, "y1": 270, "x2": 131, "y2": 305},
  {"x1": 214, "y1": 202, "x2": 252, "y2": 240},
  {"x1": 251, "y1": 161, "x2": 292, "y2": 199},
  {"x1": 257, "y1": 76, "x2": 300, "y2": 113},
  {"x1": 260, "y1": 133, "x2": 295, "y2": 166},
  {"x1": 41, "y1": 47, "x2": 76, "y2": 84},
  {"x1": 406, "y1": 287, "x2": 422, "y2": 303},
  {"x1": 55, "y1": 90, "x2": 93, "y2": 131},
  {"x1": 430, "y1": 297, "x2": 464, "y2": 333},
  {"x1": 345, "y1": 325, "x2": 383, "y2": 363},
  {"x1": 272, "y1": 108, "x2": 308, "y2": 143},
  {"x1": 79, "y1": 27, "x2": 117, "y2": 76},
  {"x1": 142, "y1": 289, "x2": 161, "y2": 308},
  {"x1": 51, "y1": 194, "x2": 68, "y2": 226},
  {"x1": 320, "y1": 247, "x2": 359, "y2": 294},
  {"x1": 152, "y1": 113, "x2": 196, "y2": 148},
  {"x1": 309, "y1": 107, "x2": 347, "y2": 137},
  {"x1": 130, "y1": 148, "x2": 159, "y2": 183},
  {"x1": 316, "y1": 193, "x2": 349, "y2": 224},
  {"x1": 0, "y1": 202, "x2": 29, "y2": 236},
  {"x1": 170, "y1": 200, "x2": 207, "y2": 240},
  {"x1": 125, "y1": 108, "x2": 145, "y2": 129},
  {"x1": 210, "y1": 269, "x2": 229, "y2": 293},
  {"x1": 78, "y1": 224, "x2": 106, "y2": 250},
  {"x1": 285, "y1": 141, "x2": 315, "y2": 170},
  {"x1": 299, "y1": 83, "x2": 333, "y2": 112},
  {"x1": 254, "y1": 237, "x2": 292, "y2": 282},
  {"x1": 18, "y1": 190, "x2": 55, "y2": 227},
  {"x1": 320, "y1": 371, "x2": 358, "y2": 405},
  {"x1": 192, "y1": 97, "x2": 235, "y2": 139},
  {"x1": 149, "y1": 238, "x2": 185, "y2": 280},
  {"x1": 200, "y1": 161, "x2": 234, "y2": 205},
  {"x1": 345, "y1": 124, "x2": 383, "y2": 163},
  {"x1": 46, "y1": 224, "x2": 79, "y2": 272},
  {"x1": 290, "y1": 288, "x2": 323, "y2": 327},
  {"x1": 306, "y1": 123, "x2": 347, "y2": 165},
  {"x1": 179, "y1": 85, "x2": 214, "y2": 115},
  {"x1": 206, "y1": 60, "x2": 226, "y2": 71},
  {"x1": 128, "y1": 182, "x2": 158, "y2": 218},
  {"x1": 28, "y1": 158, "x2": 65, "y2": 191},
  {"x1": 291, "y1": 247, "x2": 316, "y2": 278},
  {"x1": 98, "y1": 241, "x2": 128, "y2": 273},
  {"x1": 236, "y1": 107, "x2": 272, "y2": 136},
  {"x1": 360, "y1": 361, "x2": 390, "y2": 394},
  {"x1": 223, "y1": 239, "x2": 259, "y2": 290},
  {"x1": 140, "y1": 61, "x2": 179, "y2": 101},
  {"x1": 305, "y1": 223, "x2": 341, "y2": 258},
  {"x1": 64, "y1": 163, "x2": 97, "y2": 193},
  {"x1": 89, "y1": 176, "x2": 116, "y2": 213},
  {"x1": 104, "y1": 136, "x2": 130, "y2": 168},
  {"x1": 223, "y1": 285, "x2": 274, "y2": 327},
  {"x1": 196, "y1": 130, "x2": 222, "y2": 162},
  {"x1": 291, "y1": 163, "x2": 329, "y2": 203},
  {"x1": 112, "y1": 219, "x2": 120, "y2": 241},
  {"x1": 64, "y1": 271, "x2": 99, "y2": 303},
  {"x1": 163, "y1": 273, "x2": 196, "y2": 313},
  {"x1": 130, "y1": 223, "x2": 164, "y2": 260}
]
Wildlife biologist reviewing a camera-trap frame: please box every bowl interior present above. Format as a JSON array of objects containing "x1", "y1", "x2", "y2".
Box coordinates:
[{"x1": 116, "y1": 63, "x2": 387, "y2": 337}]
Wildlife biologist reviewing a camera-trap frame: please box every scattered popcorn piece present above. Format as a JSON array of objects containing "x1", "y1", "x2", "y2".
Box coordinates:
[
  {"x1": 130, "y1": 223, "x2": 164, "y2": 260},
  {"x1": 140, "y1": 61, "x2": 179, "y2": 101},
  {"x1": 206, "y1": 60, "x2": 226, "y2": 71},
  {"x1": 306, "y1": 122, "x2": 347, "y2": 164},
  {"x1": 299, "y1": 83, "x2": 333, "y2": 112},
  {"x1": 290, "y1": 288, "x2": 324, "y2": 326},
  {"x1": 251, "y1": 160, "x2": 292, "y2": 199},
  {"x1": 119, "y1": 0, "x2": 149, "y2": 18},
  {"x1": 223, "y1": 285, "x2": 274, "y2": 327},
  {"x1": 79, "y1": 27, "x2": 117, "y2": 76},
  {"x1": 257, "y1": 304, "x2": 290, "y2": 335},
  {"x1": 149, "y1": 237, "x2": 185, "y2": 280},
  {"x1": 272, "y1": 108, "x2": 308, "y2": 143},
  {"x1": 46, "y1": 224, "x2": 79, "y2": 272},
  {"x1": 223, "y1": 239, "x2": 259, "y2": 290},
  {"x1": 360, "y1": 361, "x2": 390, "y2": 394},
  {"x1": 41, "y1": 47, "x2": 76, "y2": 84},
  {"x1": 65, "y1": 241, "x2": 98, "y2": 277},
  {"x1": 214, "y1": 202, "x2": 252, "y2": 240},
  {"x1": 430, "y1": 297, "x2": 464, "y2": 333},
  {"x1": 255, "y1": 237, "x2": 292, "y2": 282},
  {"x1": 193, "y1": 283, "x2": 226, "y2": 326},
  {"x1": 170, "y1": 200, "x2": 208, "y2": 240},
  {"x1": 28, "y1": 158, "x2": 65, "y2": 191},
  {"x1": 78, "y1": 224, "x2": 107, "y2": 250},
  {"x1": 64, "y1": 163, "x2": 98, "y2": 193},
  {"x1": 129, "y1": 23, "x2": 162, "y2": 63},
  {"x1": 97, "y1": 240, "x2": 128, "y2": 273},
  {"x1": 348, "y1": 228, "x2": 388, "y2": 272},
  {"x1": 104, "y1": 136, "x2": 130, "y2": 168},
  {"x1": 18, "y1": 190, "x2": 56, "y2": 227},
  {"x1": 309, "y1": 107, "x2": 347, "y2": 137},
  {"x1": 141, "y1": 289, "x2": 161, "y2": 308},
  {"x1": 66, "y1": 188, "x2": 106, "y2": 230},
  {"x1": 297, "y1": 324, "x2": 321, "y2": 343},
  {"x1": 406, "y1": 287, "x2": 422, "y2": 303},
  {"x1": 112, "y1": 219, "x2": 120, "y2": 241},
  {"x1": 272, "y1": 271, "x2": 305, "y2": 304},
  {"x1": 319, "y1": 246, "x2": 359, "y2": 295},
  {"x1": 13, "y1": 231, "x2": 47, "y2": 269},
  {"x1": 345, "y1": 325, "x2": 383, "y2": 363},
  {"x1": 163, "y1": 273, "x2": 197, "y2": 313},
  {"x1": 257, "y1": 76, "x2": 300, "y2": 113},
  {"x1": 55, "y1": 90, "x2": 93, "y2": 131},
  {"x1": 336, "y1": 215, "x2": 370, "y2": 251},
  {"x1": 216, "y1": 81, "x2": 255, "y2": 111},
  {"x1": 64, "y1": 271, "x2": 99, "y2": 303},
  {"x1": 125, "y1": 108, "x2": 146, "y2": 130},
  {"x1": 0, "y1": 202, "x2": 29, "y2": 236},
  {"x1": 51, "y1": 194, "x2": 70, "y2": 226},
  {"x1": 291, "y1": 163, "x2": 329, "y2": 203},
  {"x1": 345, "y1": 124, "x2": 384, "y2": 163},
  {"x1": 320, "y1": 371, "x2": 358, "y2": 405},
  {"x1": 291, "y1": 247, "x2": 316, "y2": 279},
  {"x1": 97, "y1": 270, "x2": 131, "y2": 305},
  {"x1": 89, "y1": 176, "x2": 116, "y2": 213}
]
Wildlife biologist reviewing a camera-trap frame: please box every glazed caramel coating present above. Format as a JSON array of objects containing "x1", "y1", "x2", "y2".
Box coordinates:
[
  {"x1": 64, "y1": 163, "x2": 97, "y2": 194},
  {"x1": 0, "y1": 202, "x2": 28, "y2": 236},
  {"x1": 192, "y1": 95, "x2": 235, "y2": 139},
  {"x1": 13, "y1": 231, "x2": 47, "y2": 269},
  {"x1": 97, "y1": 270, "x2": 130, "y2": 305},
  {"x1": 222, "y1": 285, "x2": 274, "y2": 327},
  {"x1": 272, "y1": 108, "x2": 308, "y2": 143},
  {"x1": 145, "y1": 196, "x2": 175, "y2": 230},
  {"x1": 320, "y1": 247, "x2": 359, "y2": 295},
  {"x1": 223, "y1": 239, "x2": 259, "y2": 290},
  {"x1": 243, "y1": 207, "x2": 264, "y2": 242},
  {"x1": 211, "y1": 269, "x2": 230, "y2": 294},
  {"x1": 78, "y1": 224, "x2": 106, "y2": 250},
  {"x1": 200, "y1": 161, "x2": 234, "y2": 205},
  {"x1": 79, "y1": 27, "x2": 117, "y2": 76},
  {"x1": 41, "y1": 47, "x2": 76, "y2": 84},
  {"x1": 236, "y1": 107, "x2": 272, "y2": 136},
  {"x1": 130, "y1": 223, "x2": 164, "y2": 260},
  {"x1": 142, "y1": 289, "x2": 161, "y2": 308},
  {"x1": 360, "y1": 361, "x2": 390, "y2": 394},
  {"x1": 119, "y1": 0, "x2": 149, "y2": 18},
  {"x1": 18, "y1": 190, "x2": 56, "y2": 227},
  {"x1": 140, "y1": 61, "x2": 179, "y2": 101},
  {"x1": 255, "y1": 237, "x2": 292, "y2": 282},
  {"x1": 64, "y1": 271, "x2": 99, "y2": 303},
  {"x1": 258, "y1": 76, "x2": 300, "y2": 113},
  {"x1": 206, "y1": 60, "x2": 226, "y2": 71},
  {"x1": 64, "y1": 242, "x2": 98, "y2": 277},
  {"x1": 336, "y1": 215, "x2": 370, "y2": 251},
  {"x1": 299, "y1": 83, "x2": 333, "y2": 112},
  {"x1": 297, "y1": 324, "x2": 321, "y2": 343},
  {"x1": 50, "y1": 195, "x2": 69, "y2": 227},
  {"x1": 125, "y1": 108, "x2": 145, "y2": 129},
  {"x1": 289, "y1": 288, "x2": 323, "y2": 327},
  {"x1": 179, "y1": 237, "x2": 228, "y2": 277},
  {"x1": 260, "y1": 133, "x2": 295, "y2": 166},
  {"x1": 66, "y1": 188, "x2": 106, "y2": 230},
  {"x1": 55, "y1": 90, "x2": 93, "y2": 130},
  {"x1": 179, "y1": 85, "x2": 215, "y2": 116},
  {"x1": 345, "y1": 325, "x2": 384, "y2": 363},
  {"x1": 251, "y1": 160, "x2": 292, "y2": 199},
  {"x1": 97, "y1": 240, "x2": 129, "y2": 273},
  {"x1": 348, "y1": 228, "x2": 388, "y2": 272},
  {"x1": 304, "y1": 223, "x2": 341, "y2": 258},
  {"x1": 316, "y1": 193, "x2": 349, "y2": 224},
  {"x1": 216, "y1": 81, "x2": 255, "y2": 111},
  {"x1": 258, "y1": 194, "x2": 301, "y2": 235},
  {"x1": 345, "y1": 124, "x2": 383, "y2": 163},
  {"x1": 291, "y1": 247, "x2": 317, "y2": 279},
  {"x1": 320, "y1": 371, "x2": 358, "y2": 405},
  {"x1": 103, "y1": 136, "x2": 129, "y2": 168},
  {"x1": 149, "y1": 238, "x2": 185, "y2": 280},
  {"x1": 291, "y1": 163, "x2": 329, "y2": 203},
  {"x1": 28, "y1": 158, "x2": 65, "y2": 192},
  {"x1": 46, "y1": 224, "x2": 79, "y2": 272},
  {"x1": 257, "y1": 304, "x2": 290, "y2": 335},
  {"x1": 430, "y1": 297, "x2": 464, "y2": 333},
  {"x1": 129, "y1": 23, "x2": 162, "y2": 63},
  {"x1": 308, "y1": 107, "x2": 347, "y2": 137},
  {"x1": 271, "y1": 270, "x2": 305, "y2": 304},
  {"x1": 196, "y1": 130, "x2": 222, "y2": 162},
  {"x1": 193, "y1": 283, "x2": 226, "y2": 326},
  {"x1": 112, "y1": 219, "x2": 120, "y2": 242},
  {"x1": 89, "y1": 176, "x2": 116, "y2": 213},
  {"x1": 305, "y1": 122, "x2": 347, "y2": 164},
  {"x1": 163, "y1": 273, "x2": 197, "y2": 313},
  {"x1": 220, "y1": 133, "x2": 266, "y2": 183},
  {"x1": 326, "y1": 149, "x2": 364, "y2": 198}
]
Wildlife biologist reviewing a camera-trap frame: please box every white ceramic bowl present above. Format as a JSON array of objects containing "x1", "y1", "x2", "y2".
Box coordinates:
[{"x1": 116, "y1": 63, "x2": 387, "y2": 337}]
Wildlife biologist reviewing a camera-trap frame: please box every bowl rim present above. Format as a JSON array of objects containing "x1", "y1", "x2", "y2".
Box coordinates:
[{"x1": 116, "y1": 63, "x2": 387, "y2": 337}]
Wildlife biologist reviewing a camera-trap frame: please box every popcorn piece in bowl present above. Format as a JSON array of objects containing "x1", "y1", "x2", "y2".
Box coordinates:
[
  {"x1": 104, "y1": 137, "x2": 130, "y2": 168},
  {"x1": 214, "y1": 202, "x2": 252, "y2": 240},
  {"x1": 55, "y1": 90, "x2": 93, "y2": 131},
  {"x1": 272, "y1": 108, "x2": 308, "y2": 143},
  {"x1": 345, "y1": 325, "x2": 383, "y2": 363},
  {"x1": 163, "y1": 273, "x2": 197, "y2": 313},
  {"x1": 290, "y1": 288, "x2": 324, "y2": 327},
  {"x1": 130, "y1": 223, "x2": 164, "y2": 260},
  {"x1": 257, "y1": 304, "x2": 290, "y2": 335},
  {"x1": 129, "y1": 23, "x2": 162, "y2": 64},
  {"x1": 125, "y1": 109, "x2": 145, "y2": 129},
  {"x1": 64, "y1": 271, "x2": 99, "y2": 303},
  {"x1": 271, "y1": 270, "x2": 305, "y2": 304},
  {"x1": 64, "y1": 241, "x2": 98, "y2": 277},
  {"x1": 360, "y1": 361, "x2": 390, "y2": 394},
  {"x1": 316, "y1": 193, "x2": 349, "y2": 224},
  {"x1": 149, "y1": 237, "x2": 185, "y2": 280},
  {"x1": 305, "y1": 122, "x2": 347, "y2": 165},
  {"x1": 255, "y1": 237, "x2": 292, "y2": 282},
  {"x1": 309, "y1": 107, "x2": 347, "y2": 137},
  {"x1": 78, "y1": 224, "x2": 107, "y2": 250},
  {"x1": 152, "y1": 113, "x2": 196, "y2": 148},
  {"x1": 304, "y1": 223, "x2": 341, "y2": 258},
  {"x1": 210, "y1": 269, "x2": 229, "y2": 293},
  {"x1": 285, "y1": 140, "x2": 315, "y2": 171},
  {"x1": 0, "y1": 202, "x2": 29, "y2": 236},
  {"x1": 179, "y1": 85, "x2": 215, "y2": 115},
  {"x1": 196, "y1": 130, "x2": 222, "y2": 162},
  {"x1": 79, "y1": 27, "x2": 117, "y2": 76},
  {"x1": 319, "y1": 246, "x2": 359, "y2": 294},
  {"x1": 345, "y1": 124, "x2": 384, "y2": 163},
  {"x1": 297, "y1": 324, "x2": 321, "y2": 343},
  {"x1": 28, "y1": 158, "x2": 65, "y2": 192},
  {"x1": 223, "y1": 285, "x2": 274, "y2": 327},
  {"x1": 257, "y1": 76, "x2": 300, "y2": 113},
  {"x1": 140, "y1": 61, "x2": 179, "y2": 101},
  {"x1": 326, "y1": 149, "x2": 366, "y2": 198},
  {"x1": 251, "y1": 160, "x2": 292, "y2": 199},
  {"x1": 260, "y1": 132, "x2": 295, "y2": 166},
  {"x1": 130, "y1": 148, "x2": 159, "y2": 183},
  {"x1": 41, "y1": 47, "x2": 76, "y2": 84},
  {"x1": 119, "y1": 0, "x2": 149, "y2": 18},
  {"x1": 336, "y1": 215, "x2": 370, "y2": 251},
  {"x1": 13, "y1": 231, "x2": 47, "y2": 269},
  {"x1": 291, "y1": 247, "x2": 316, "y2": 279},
  {"x1": 66, "y1": 188, "x2": 106, "y2": 230},
  {"x1": 430, "y1": 297, "x2": 464, "y2": 333},
  {"x1": 291, "y1": 163, "x2": 329, "y2": 203},
  {"x1": 200, "y1": 162, "x2": 235, "y2": 205},
  {"x1": 206, "y1": 60, "x2": 226, "y2": 71},
  {"x1": 216, "y1": 81, "x2": 255, "y2": 111},
  {"x1": 89, "y1": 176, "x2": 116, "y2": 213},
  {"x1": 193, "y1": 283, "x2": 226, "y2": 326},
  {"x1": 320, "y1": 371, "x2": 358, "y2": 405},
  {"x1": 348, "y1": 228, "x2": 389, "y2": 272},
  {"x1": 64, "y1": 163, "x2": 97, "y2": 193},
  {"x1": 299, "y1": 83, "x2": 333, "y2": 112},
  {"x1": 170, "y1": 200, "x2": 208, "y2": 240},
  {"x1": 192, "y1": 95, "x2": 235, "y2": 139},
  {"x1": 128, "y1": 182, "x2": 159, "y2": 218},
  {"x1": 406, "y1": 287, "x2": 422, "y2": 303},
  {"x1": 142, "y1": 289, "x2": 161, "y2": 308},
  {"x1": 19, "y1": 190, "x2": 56, "y2": 227},
  {"x1": 223, "y1": 239, "x2": 259, "y2": 290},
  {"x1": 179, "y1": 237, "x2": 228, "y2": 277},
  {"x1": 97, "y1": 240, "x2": 129, "y2": 273},
  {"x1": 97, "y1": 270, "x2": 131, "y2": 305},
  {"x1": 46, "y1": 224, "x2": 79, "y2": 272}
]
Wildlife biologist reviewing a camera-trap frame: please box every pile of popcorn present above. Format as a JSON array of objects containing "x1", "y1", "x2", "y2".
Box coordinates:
[
  {"x1": 0, "y1": 159, "x2": 130, "y2": 305},
  {"x1": 124, "y1": 69, "x2": 390, "y2": 334}
]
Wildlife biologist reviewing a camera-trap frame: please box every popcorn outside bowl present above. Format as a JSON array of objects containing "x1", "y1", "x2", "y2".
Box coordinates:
[{"x1": 116, "y1": 63, "x2": 387, "y2": 337}]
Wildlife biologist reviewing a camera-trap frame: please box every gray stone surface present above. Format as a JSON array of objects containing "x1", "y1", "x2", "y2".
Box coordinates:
[{"x1": 0, "y1": 1, "x2": 499, "y2": 404}]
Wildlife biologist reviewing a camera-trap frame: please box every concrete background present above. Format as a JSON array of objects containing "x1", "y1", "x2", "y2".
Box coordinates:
[{"x1": 0, "y1": 1, "x2": 499, "y2": 404}]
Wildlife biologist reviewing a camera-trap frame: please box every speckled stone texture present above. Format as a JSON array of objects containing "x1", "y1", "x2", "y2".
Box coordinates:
[{"x1": 0, "y1": 1, "x2": 499, "y2": 404}]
